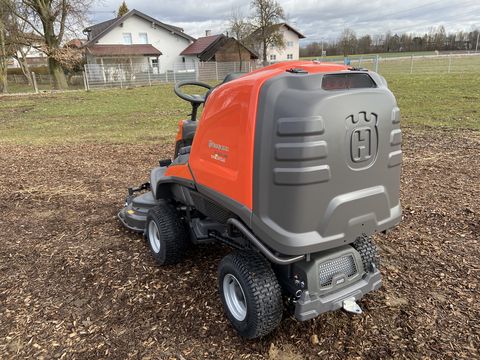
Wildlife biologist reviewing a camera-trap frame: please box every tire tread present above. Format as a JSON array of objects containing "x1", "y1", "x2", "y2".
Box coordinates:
[{"x1": 146, "y1": 202, "x2": 188, "y2": 265}]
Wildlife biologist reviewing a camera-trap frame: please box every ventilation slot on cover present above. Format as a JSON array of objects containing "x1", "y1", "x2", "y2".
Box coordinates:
[{"x1": 318, "y1": 255, "x2": 357, "y2": 287}]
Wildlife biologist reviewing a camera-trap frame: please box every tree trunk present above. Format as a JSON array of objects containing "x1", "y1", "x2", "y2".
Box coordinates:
[
  {"x1": 237, "y1": 43, "x2": 243, "y2": 72},
  {"x1": 48, "y1": 56, "x2": 68, "y2": 89},
  {"x1": 0, "y1": 21, "x2": 7, "y2": 93},
  {"x1": 262, "y1": 39, "x2": 268, "y2": 66},
  {"x1": 15, "y1": 50, "x2": 32, "y2": 85},
  {"x1": 43, "y1": 18, "x2": 68, "y2": 90}
]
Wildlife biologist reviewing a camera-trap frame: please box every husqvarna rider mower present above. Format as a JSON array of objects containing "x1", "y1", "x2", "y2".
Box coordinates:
[{"x1": 118, "y1": 61, "x2": 402, "y2": 339}]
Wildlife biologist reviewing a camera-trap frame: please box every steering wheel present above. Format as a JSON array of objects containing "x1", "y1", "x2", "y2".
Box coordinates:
[{"x1": 174, "y1": 80, "x2": 212, "y2": 105}]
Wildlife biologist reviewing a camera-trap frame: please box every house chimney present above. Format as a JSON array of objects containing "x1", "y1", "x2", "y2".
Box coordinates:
[{"x1": 205, "y1": 30, "x2": 211, "y2": 37}]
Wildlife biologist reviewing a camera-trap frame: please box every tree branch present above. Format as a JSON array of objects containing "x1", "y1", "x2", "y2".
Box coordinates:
[
  {"x1": 57, "y1": 0, "x2": 67, "y2": 43},
  {"x1": 7, "y1": 2, "x2": 44, "y2": 37}
]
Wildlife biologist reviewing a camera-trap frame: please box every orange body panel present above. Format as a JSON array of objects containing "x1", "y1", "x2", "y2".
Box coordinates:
[
  {"x1": 188, "y1": 61, "x2": 349, "y2": 210},
  {"x1": 165, "y1": 163, "x2": 194, "y2": 181}
]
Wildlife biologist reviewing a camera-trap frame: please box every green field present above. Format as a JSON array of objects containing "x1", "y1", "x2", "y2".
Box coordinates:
[
  {"x1": 0, "y1": 72, "x2": 479, "y2": 145},
  {"x1": 301, "y1": 51, "x2": 437, "y2": 61}
]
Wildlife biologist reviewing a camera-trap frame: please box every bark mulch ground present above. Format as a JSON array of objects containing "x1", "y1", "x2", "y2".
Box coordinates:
[{"x1": 0, "y1": 128, "x2": 478, "y2": 359}]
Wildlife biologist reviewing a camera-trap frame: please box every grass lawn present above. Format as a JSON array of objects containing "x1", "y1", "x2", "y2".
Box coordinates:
[
  {"x1": 0, "y1": 72, "x2": 479, "y2": 145},
  {"x1": 301, "y1": 51, "x2": 437, "y2": 60}
]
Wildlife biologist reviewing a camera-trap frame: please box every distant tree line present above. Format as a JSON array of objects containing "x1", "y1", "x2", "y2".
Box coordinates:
[{"x1": 301, "y1": 26, "x2": 480, "y2": 57}]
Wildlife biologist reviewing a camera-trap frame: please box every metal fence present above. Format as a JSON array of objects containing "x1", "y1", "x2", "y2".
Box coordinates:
[
  {"x1": 83, "y1": 61, "x2": 260, "y2": 90},
  {"x1": 319, "y1": 52, "x2": 480, "y2": 75},
  {"x1": 3, "y1": 53, "x2": 480, "y2": 94},
  {"x1": 83, "y1": 54, "x2": 480, "y2": 90},
  {"x1": 6, "y1": 71, "x2": 84, "y2": 93}
]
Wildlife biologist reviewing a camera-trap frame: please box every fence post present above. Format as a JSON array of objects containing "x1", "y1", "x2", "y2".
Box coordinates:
[
  {"x1": 374, "y1": 55, "x2": 379, "y2": 73},
  {"x1": 410, "y1": 55, "x2": 414, "y2": 74},
  {"x1": 31, "y1": 72, "x2": 38, "y2": 93},
  {"x1": 83, "y1": 65, "x2": 90, "y2": 90},
  {"x1": 215, "y1": 61, "x2": 219, "y2": 81},
  {"x1": 82, "y1": 71, "x2": 87, "y2": 91},
  {"x1": 165, "y1": 70, "x2": 168, "y2": 83},
  {"x1": 173, "y1": 66, "x2": 176, "y2": 83},
  {"x1": 195, "y1": 61, "x2": 199, "y2": 81},
  {"x1": 147, "y1": 65, "x2": 152, "y2": 86},
  {"x1": 118, "y1": 65, "x2": 123, "y2": 89},
  {"x1": 448, "y1": 54, "x2": 452, "y2": 73}
]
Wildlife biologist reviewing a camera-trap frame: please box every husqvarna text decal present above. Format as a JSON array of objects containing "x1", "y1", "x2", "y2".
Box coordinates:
[{"x1": 208, "y1": 140, "x2": 229, "y2": 163}]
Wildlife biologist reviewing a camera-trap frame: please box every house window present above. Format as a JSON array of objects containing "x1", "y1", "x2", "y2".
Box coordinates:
[
  {"x1": 123, "y1": 33, "x2": 132, "y2": 44},
  {"x1": 139, "y1": 33, "x2": 148, "y2": 44},
  {"x1": 151, "y1": 58, "x2": 158, "y2": 67},
  {"x1": 287, "y1": 54, "x2": 293, "y2": 60},
  {"x1": 270, "y1": 54, "x2": 277, "y2": 61},
  {"x1": 287, "y1": 41, "x2": 294, "y2": 47}
]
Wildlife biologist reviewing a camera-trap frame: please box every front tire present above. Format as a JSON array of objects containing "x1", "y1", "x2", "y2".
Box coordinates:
[
  {"x1": 145, "y1": 202, "x2": 188, "y2": 265},
  {"x1": 218, "y1": 251, "x2": 283, "y2": 339}
]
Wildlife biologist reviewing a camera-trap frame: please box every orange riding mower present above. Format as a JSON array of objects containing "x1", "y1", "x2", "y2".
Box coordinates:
[{"x1": 119, "y1": 61, "x2": 402, "y2": 338}]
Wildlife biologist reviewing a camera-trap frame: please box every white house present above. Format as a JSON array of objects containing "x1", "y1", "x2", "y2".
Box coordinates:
[
  {"x1": 83, "y1": 9, "x2": 195, "y2": 72},
  {"x1": 261, "y1": 23, "x2": 306, "y2": 62},
  {"x1": 8, "y1": 39, "x2": 48, "y2": 69}
]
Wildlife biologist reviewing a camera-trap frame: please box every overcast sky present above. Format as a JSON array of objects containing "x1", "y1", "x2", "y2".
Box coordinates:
[{"x1": 88, "y1": 0, "x2": 480, "y2": 42}]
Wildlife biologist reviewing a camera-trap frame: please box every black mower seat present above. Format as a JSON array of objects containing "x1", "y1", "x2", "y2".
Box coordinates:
[
  {"x1": 222, "y1": 72, "x2": 245, "y2": 84},
  {"x1": 205, "y1": 72, "x2": 246, "y2": 102},
  {"x1": 182, "y1": 120, "x2": 197, "y2": 141}
]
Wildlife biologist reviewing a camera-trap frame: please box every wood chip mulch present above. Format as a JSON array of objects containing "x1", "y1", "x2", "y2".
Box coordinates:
[{"x1": 0, "y1": 128, "x2": 478, "y2": 359}]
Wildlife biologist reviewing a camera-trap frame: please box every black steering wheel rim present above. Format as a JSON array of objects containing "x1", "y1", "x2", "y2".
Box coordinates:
[{"x1": 174, "y1": 80, "x2": 212, "y2": 105}]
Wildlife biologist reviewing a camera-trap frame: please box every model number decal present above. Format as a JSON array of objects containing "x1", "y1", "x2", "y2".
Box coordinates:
[{"x1": 209, "y1": 140, "x2": 229, "y2": 163}]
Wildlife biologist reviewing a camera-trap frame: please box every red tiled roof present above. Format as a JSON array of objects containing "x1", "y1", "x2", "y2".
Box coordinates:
[
  {"x1": 83, "y1": 9, "x2": 195, "y2": 46},
  {"x1": 180, "y1": 35, "x2": 222, "y2": 55},
  {"x1": 65, "y1": 39, "x2": 85, "y2": 48},
  {"x1": 85, "y1": 44, "x2": 162, "y2": 57}
]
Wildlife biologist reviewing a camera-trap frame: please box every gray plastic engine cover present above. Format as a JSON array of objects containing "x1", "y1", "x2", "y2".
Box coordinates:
[{"x1": 251, "y1": 71, "x2": 402, "y2": 256}]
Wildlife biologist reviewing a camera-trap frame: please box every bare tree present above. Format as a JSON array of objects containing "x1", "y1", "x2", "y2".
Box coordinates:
[
  {"x1": 229, "y1": 8, "x2": 252, "y2": 71},
  {"x1": 0, "y1": 15, "x2": 7, "y2": 93},
  {"x1": 3, "y1": 7, "x2": 37, "y2": 85},
  {"x1": 339, "y1": 28, "x2": 357, "y2": 57},
  {"x1": 357, "y1": 35, "x2": 372, "y2": 54},
  {"x1": 250, "y1": 0, "x2": 285, "y2": 64},
  {"x1": 7, "y1": 0, "x2": 91, "y2": 90}
]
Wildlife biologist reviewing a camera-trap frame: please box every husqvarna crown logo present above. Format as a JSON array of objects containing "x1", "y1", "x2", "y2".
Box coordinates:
[{"x1": 346, "y1": 112, "x2": 378, "y2": 169}]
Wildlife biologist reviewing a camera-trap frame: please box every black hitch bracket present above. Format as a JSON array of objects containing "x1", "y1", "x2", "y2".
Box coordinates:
[{"x1": 128, "y1": 182, "x2": 150, "y2": 196}]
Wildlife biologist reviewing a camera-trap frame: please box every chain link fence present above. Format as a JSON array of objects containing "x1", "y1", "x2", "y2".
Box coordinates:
[{"x1": 3, "y1": 53, "x2": 480, "y2": 94}]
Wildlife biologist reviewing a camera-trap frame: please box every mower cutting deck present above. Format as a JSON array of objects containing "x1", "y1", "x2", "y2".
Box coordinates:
[{"x1": 118, "y1": 61, "x2": 402, "y2": 338}]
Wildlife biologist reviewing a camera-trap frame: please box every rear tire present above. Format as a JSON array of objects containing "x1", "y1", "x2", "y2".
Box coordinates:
[
  {"x1": 352, "y1": 235, "x2": 380, "y2": 271},
  {"x1": 218, "y1": 251, "x2": 283, "y2": 339},
  {"x1": 145, "y1": 202, "x2": 188, "y2": 265}
]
